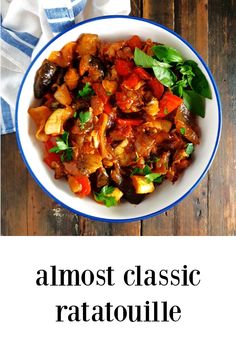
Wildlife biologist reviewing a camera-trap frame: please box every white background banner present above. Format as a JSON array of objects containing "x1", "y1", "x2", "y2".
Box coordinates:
[{"x1": 0, "y1": 237, "x2": 235, "y2": 354}]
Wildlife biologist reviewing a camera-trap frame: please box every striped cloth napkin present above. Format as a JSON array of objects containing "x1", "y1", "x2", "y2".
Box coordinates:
[{"x1": 0, "y1": 0, "x2": 131, "y2": 134}]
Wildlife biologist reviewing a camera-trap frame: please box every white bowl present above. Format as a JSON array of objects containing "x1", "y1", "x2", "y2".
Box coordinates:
[{"x1": 16, "y1": 15, "x2": 222, "y2": 222}]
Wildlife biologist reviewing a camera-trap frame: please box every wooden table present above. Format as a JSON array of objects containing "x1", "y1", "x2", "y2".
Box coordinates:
[{"x1": 1, "y1": 0, "x2": 235, "y2": 236}]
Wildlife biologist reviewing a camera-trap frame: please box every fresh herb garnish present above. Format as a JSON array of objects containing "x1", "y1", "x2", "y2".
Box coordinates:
[
  {"x1": 145, "y1": 173, "x2": 163, "y2": 183},
  {"x1": 73, "y1": 111, "x2": 78, "y2": 118},
  {"x1": 152, "y1": 45, "x2": 184, "y2": 63},
  {"x1": 94, "y1": 186, "x2": 117, "y2": 207},
  {"x1": 134, "y1": 48, "x2": 174, "y2": 87},
  {"x1": 78, "y1": 83, "x2": 94, "y2": 98},
  {"x1": 183, "y1": 90, "x2": 205, "y2": 118},
  {"x1": 49, "y1": 131, "x2": 73, "y2": 162},
  {"x1": 131, "y1": 165, "x2": 151, "y2": 176},
  {"x1": 180, "y1": 127, "x2": 186, "y2": 135},
  {"x1": 148, "y1": 156, "x2": 160, "y2": 163},
  {"x1": 143, "y1": 165, "x2": 152, "y2": 175},
  {"x1": 185, "y1": 143, "x2": 194, "y2": 156},
  {"x1": 179, "y1": 64, "x2": 195, "y2": 86},
  {"x1": 134, "y1": 47, "x2": 158, "y2": 68},
  {"x1": 152, "y1": 65, "x2": 177, "y2": 87},
  {"x1": 189, "y1": 65, "x2": 212, "y2": 99},
  {"x1": 79, "y1": 110, "x2": 92, "y2": 129},
  {"x1": 131, "y1": 167, "x2": 144, "y2": 176},
  {"x1": 133, "y1": 46, "x2": 212, "y2": 117}
]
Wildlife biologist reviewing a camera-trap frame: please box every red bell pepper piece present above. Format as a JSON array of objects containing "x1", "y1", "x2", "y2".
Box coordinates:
[
  {"x1": 92, "y1": 83, "x2": 109, "y2": 104},
  {"x1": 134, "y1": 67, "x2": 152, "y2": 80},
  {"x1": 122, "y1": 72, "x2": 140, "y2": 90},
  {"x1": 157, "y1": 91, "x2": 183, "y2": 118},
  {"x1": 126, "y1": 35, "x2": 142, "y2": 50},
  {"x1": 148, "y1": 77, "x2": 164, "y2": 100},
  {"x1": 115, "y1": 59, "x2": 134, "y2": 76},
  {"x1": 44, "y1": 139, "x2": 61, "y2": 167},
  {"x1": 104, "y1": 102, "x2": 113, "y2": 114},
  {"x1": 116, "y1": 91, "x2": 132, "y2": 112},
  {"x1": 75, "y1": 176, "x2": 91, "y2": 198},
  {"x1": 109, "y1": 125, "x2": 133, "y2": 141},
  {"x1": 117, "y1": 118, "x2": 143, "y2": 126}
]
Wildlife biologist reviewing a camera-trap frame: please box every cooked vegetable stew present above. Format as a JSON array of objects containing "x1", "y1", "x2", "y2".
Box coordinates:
[{"x1": 28, "y1": 33, "x2": 211, "y2": 206}]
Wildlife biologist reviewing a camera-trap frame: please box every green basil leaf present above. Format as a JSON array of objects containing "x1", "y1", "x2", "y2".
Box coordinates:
[
  {"x1": 154, "y1": 60, "x2": 172, "y2": 68},
  {"x1": 172, "y1": 84, "x2": 183, "y2": 97},
  {"x1": 152, "y1": 45, "x2": 183, "y2": 63},
  {"x1": 183, "y1": 89, "x2": 205, "y2": 117},
  {"x1": 183, "y1": 61, "x2": 211, "y2": 98},
  {"x1": 179, "y1": 64, "x2": 194, "y2": 76},
  {"x1": 171, "y1": 77, "x2": 188, "y2": 97},
  {"x1": 184, "y1": 60, "x2": 198, "y2": 67},
  {"x1": 134, "y1": 48, "x2": 156, "y2": 68},
  {"x1": 153, "y1": 65, "x2": 176, "y2": 87},
  {"x1": 185, "y1": 143, "x2": 194, "y2": 156},
  {"x1": 190, "y1": 66, "x2": 212, "y2": 99}
]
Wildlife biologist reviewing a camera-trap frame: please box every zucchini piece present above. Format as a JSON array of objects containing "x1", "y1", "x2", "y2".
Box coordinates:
[
  {"x1": 131, "y1": 175, "x2": 155, "y2": 194},
  {"x1": 106, "y1": 187, "x2": 123, "y2": 203}
]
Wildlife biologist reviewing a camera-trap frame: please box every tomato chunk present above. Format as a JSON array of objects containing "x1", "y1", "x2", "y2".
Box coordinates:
[
  {"x1": 68, "y1": 175, "x2": 91, "y2": 198},
  {"x1": 104, "y1": 102, "x2": 113, "y2": 114},
  {"x1": 115, "y1": 59, "x2": 134, "y2": 76},
  {"x1": 122, "y1": 73, "x2": 141, "y2": 90},
  {"x1": 116, "y1": 91, "x2": 133, "y2": 112},
  {"x1": 117, "y1": 118, "x2": 143, "y2": 126},
  {"x1": 148, "y1": 77, "x2": 164, "y2": 100},
  {"x1": 126, "y1": 35, "x2": 142, "y2": 50},
  {"x1": 157, "y1": 91, "x2": 183, "y2": 118},
  {"x1": 134, "y1": 67, "x2": 152, "y2": 80},
  {"x1": 92, "y1": 83, "x2": 109, "y2": 104}
]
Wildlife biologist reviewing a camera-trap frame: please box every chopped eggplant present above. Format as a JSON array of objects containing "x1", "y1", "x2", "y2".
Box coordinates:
[
  {"x1": 175, "y1": 104, "x2": 200, "y2": 144},
  {"x1": 90, "y1": 56, "x2": 105, "y2": 76},
  {"x1": 34, "y1": 60, "x2": 58, "y2": 98},
  {"x1": 79, "y1": 54, "x2": 105, "y2": 80},
  {"x1": 117, "y1": 176, "x2": 145, "y2": 204},
  {"x1": 96, "y1": 167, "x2": 109, "y2": 188}
]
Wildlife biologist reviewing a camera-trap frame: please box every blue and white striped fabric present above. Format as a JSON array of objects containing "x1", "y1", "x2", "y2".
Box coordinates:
[{"x1": 1, "y1": 0, "x2": 131, "y2": 134}]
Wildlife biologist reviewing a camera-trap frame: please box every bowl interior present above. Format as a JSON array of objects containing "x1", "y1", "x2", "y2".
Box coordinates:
[{"x1": 16, "y1": 16, "x2": 221, "y2": 222}]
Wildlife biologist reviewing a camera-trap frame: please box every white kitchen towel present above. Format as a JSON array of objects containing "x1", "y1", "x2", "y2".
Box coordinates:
[{"x1": 0, "y1": 0, "x2": 131, "y2": 134}]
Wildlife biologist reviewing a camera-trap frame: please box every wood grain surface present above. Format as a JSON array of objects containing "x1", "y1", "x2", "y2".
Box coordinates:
[{"x1": 1, "y1": 0, "x2": 235, "y2": 236}]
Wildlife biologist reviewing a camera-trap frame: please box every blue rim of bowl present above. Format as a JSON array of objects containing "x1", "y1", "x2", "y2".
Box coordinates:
[{"x1": 15, "y1": 15, "x2": 222, "y2": 224}]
